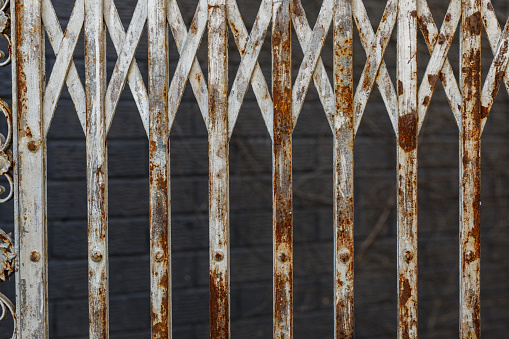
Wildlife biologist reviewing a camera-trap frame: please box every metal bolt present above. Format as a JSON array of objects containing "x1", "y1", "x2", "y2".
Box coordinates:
[
  {"x1": 279, "y1": 252, "x2": 288, "y2": 263},
  {"x1": 27, "y1": 140, "x2": 38, "y2": 152},
  {"x1": 339, "y1": 250, "x2": 350, "y2": 263},
  {"x1": 30, "y1": 251, "x2": 40, "y2": 262},
  {"x1": 404, "y1": 250, "x2": 413, "y2": 262},
  {"x1": 154, "y1": 250, "x2": 164, "y2": 262},
  {"x1": 465, "y1": 250, "x2": 475, "y2": 262},
  {"x1": 91, "y1": 250, "x2": 103, "y2": 262},
  {"x1": 214, "y1": 251, "x2": 224, "y2": 262}
]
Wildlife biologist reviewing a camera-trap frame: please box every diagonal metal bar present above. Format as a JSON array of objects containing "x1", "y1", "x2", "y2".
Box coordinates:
[
  {"x1": 168, "y1": 0, "x2": 208, "y2": 124},
  {"x1": 42, "y1": 0, "x2": 86, "y2": 134},
  {"x1": 104, "y1": 0, "x2": 149, "y2": 135},
  {"x1": 292, "y1": 0, "x2": 334, "y2": 129},
  {"x1": 481, "y1": 17, "x2": 509, "y2": 133},
  {"x1": 227, "y1": 0, "x2": 272, "y2": 139},
  {"x1": 482, "y1": 0, "x2": 509, "y2": 97},
  {"x1": 417, "y1": 0, "x2": 462, "y2": 131},
  {"x1": 352, "y1": 0, "x2": 398, "y2": 134},
  {"x1": 292, "y1": 0, "x2": 334, "y2": 131},
  {"x1": 105, "y1": 0, "x2": 147, "y2": 134},
  {"x1": 168, "y1": 0, "x2": 207, "y2": 128},
  {"x1": 417, "y1": 0, "x2": 460, "y2": 133}
]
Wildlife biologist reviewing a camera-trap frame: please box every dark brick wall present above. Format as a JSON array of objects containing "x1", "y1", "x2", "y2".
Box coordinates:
[{"x1": 1, "y1": 0, "x2": 509, "y2": 338}]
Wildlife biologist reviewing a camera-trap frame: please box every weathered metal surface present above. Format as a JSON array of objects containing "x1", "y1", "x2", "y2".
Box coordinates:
[
  {"x1": 352, "y1": 0, "x2": 398, "y2": 132},
  {"x1": 169, "y1": 0, "x2": 207, "y2": 128},
  {"x1": 460, "y1": 0, "x2": 481, "y2": 337},
  {"x1": 480, "y1": 16, "x2": 509, "y2": 132},
  {"x1": 292, "y1": 0, "x2": 334, "y2": 128},
  {"x1": 85, "y1": 0, "x2": 109, "y2": 337},
  {"x1": 292, "y1": 0, "x2": 334, "y2": 130},
  {"x1": 148, "y1": 0, "x2": 171, "y2": 337},
  {"x1": 333, "y1": 0, "x2": 354, "y2": 337},
  {"x1": 15, "y1": 0, "x2": 48, "y2": 336},
  {"x1": 167, "y1": 0, "x2": 208, "y2": 123},
  {"x1": 105, "y1": 0, "x2": 147, "y2": 133},
  {"x1": 417, "y1": 0, "x2": 461, "y2": 132},
  {"x1": 397, "y1": 0, "x2": 418, "y2": 338},
  {"x1": 42, "y1": 0, "x2": 85, "y2": 135},
  {"x1": 104, "y1": 0, "x2": 149, "y2": 134},
  {"x1": 0, "y1": 98, "x2": 13, "y2": 203},
  {"x1": 273, "y1": 0, "x2": 292, "y2": 337},
  {"x1": 227, "y1": 0, "x2": 272, "y2": 138},
  {"x1": 208, "y1": 0, "x2": 230, "y2": 337},
  {"x1": 353, "y1": 0, "x2": 397, "y2": 134}
]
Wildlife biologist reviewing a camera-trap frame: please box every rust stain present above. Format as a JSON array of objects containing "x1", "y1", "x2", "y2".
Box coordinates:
[
  {"x1": 398, "y1": 80, "x2": 403, "y2": 96},
  {"x1": 398, "y1": 113, "x2": 417, "y2": 152},
  {"x1": 464, "y1": 12, "x2": 481, "y2": 36}
]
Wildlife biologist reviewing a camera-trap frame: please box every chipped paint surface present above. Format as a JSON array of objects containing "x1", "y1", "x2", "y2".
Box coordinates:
[
  {"x1": 208, "y1": 0, "x2": 230, "y2": 337},
  {"x1": 460, "y1": 1, "x2": 481, "y2": 337},
  {"x1": 333, "y1": 0, "x2": 354, "y2": 337},
  {"x1": 273, "y1": 0, "x2": 292, "y2": 337},
  {"x1": 397, "y1": 0, "x2": 418, "y2": 338},
  {"x1": 85, "y1": 0, "x2": 109, "y2": 337},
  {"x1": 148, "y1": 0, "x2": 171, "y2": 336}
]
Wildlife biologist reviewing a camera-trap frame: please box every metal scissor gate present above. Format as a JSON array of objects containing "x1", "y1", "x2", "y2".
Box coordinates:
[{"x1": 0, "y1": 0, "x2": 507, "y2": 337}]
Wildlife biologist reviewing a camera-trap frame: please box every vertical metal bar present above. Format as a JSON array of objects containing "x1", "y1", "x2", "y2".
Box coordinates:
[
  {"x1": 460, "y1": 0, "x2": 481, "y2": 337},
  {"x1": 333, "y1": 0, "x2": 354, "y2": 337},
  {"x1": 85, "y1": 0, "x2": 109, "y2": 337},
  {"x1": 272, "y1": 0, "x2": 292, "y2": 337},
  {"x1": 208, "y1": 0, "x2": 229, "y2": 337},
  {"x1": 15, "y1": 0, "x2": 48, "y2": 337},
  {"x1": 397, "y1": 0, "x2": 418, "y2": 338},
  {"x1": 148, "y1": 0, "x2": 171, "y2": 337}
]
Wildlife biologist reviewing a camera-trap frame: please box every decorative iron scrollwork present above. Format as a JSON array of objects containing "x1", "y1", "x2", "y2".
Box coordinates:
[
  {"x1": 0, "y1": 1, "x2": 15, "y2": 338},
  {"x1": 0, "y1": 0, "x2": 11, "y2": 67}
]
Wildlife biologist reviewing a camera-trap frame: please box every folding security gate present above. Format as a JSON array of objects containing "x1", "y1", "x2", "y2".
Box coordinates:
[{"x1": 0, "y1": 0, "x2": 507, "y2": 337}]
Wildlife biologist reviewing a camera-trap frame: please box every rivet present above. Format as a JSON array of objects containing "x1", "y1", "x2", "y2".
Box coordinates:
[
  {"x1": 339, "y1": 250, "x2": 350, "y2": 263},
  {"x1": 91, "y1": 250, "x2": 103, "y2": 262},
  {"x1": 27, "y1": 140, "x2": 39, "y2": 152},
  {"x1": 404, "y1": 250, "x2": 413, "y2": 262},
  {"x1": 154, "y1": 250, "x2": 164, "y2": 262},
  {"x1": 465, "y1": 250, "x2": 475, "y2": 262},
  {"x1": 214, "y1": 251, "x2": 224, "y2": 262},
  {"x1": 278, "y1": 252, "x2": 288, "y2": 263},
  {"x1": 30, "y1": 251, "x2": 40, "y2": 262}
]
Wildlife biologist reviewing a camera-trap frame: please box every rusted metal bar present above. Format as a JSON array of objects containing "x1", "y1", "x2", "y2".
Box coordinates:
[
  {"x1": 352, "y1": 0, "x2": 398, "y2": 132},
  {"x1": 353, "y1": 0, "x2": 397, "y2": 134},
  {"x1": 15, "y1": 0, "x2": 48, "y2": 336},
  {"x1": 460, "y1": 0, "x2": 481, "y2": 337},
  {"x1": 227, "y1": 0, "x2": 272, "y2": 138},
  {"x1": 397, "y1": 0, "x2": 418, "y2": 338},
  {"x1": 208, "y1": 0, "x2": 230, "y2": 337},
  {"x1": 333, "y1": 0, "x2": 354, "y2": 337},
  {"x1": 42, "y1": 0, "x2": 86, "y2": 134},
  {"x1": 167, "y1": 0, "x2": 208, "y2": 124},
  {"x1": 417, "y1": 0, "x2": 461, "y2": 132},
  {"x1": 148, "y1": 0, "x2": 171, "y2": 337},
  {"x1": 85, "y1": 0, "x2": 109, "y2": 337},
  {"x1": 292, "y1": 0, "x2": 334, "y2": 127},
  {"x1": 480, "y1": 16, "x2": 509, "y2": 132},
  {"x1": 169, "y1": 0, "x2": 207, "y2": 128},
  {"x1": 272, "y1": 0, "x2": 292, "y2": 337},
  {"x1": 291, "y1": 0, "x2": 334, "y2": 130},
  {"x1": 104, "y1": 0, "x2": 149, "y2": 134},
  {"x1": 105, "y1": 0, "x2": 147, "y2": 133},
  {"x1": 417, "y1": 0, "x2": 462, "y2": 131}
]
